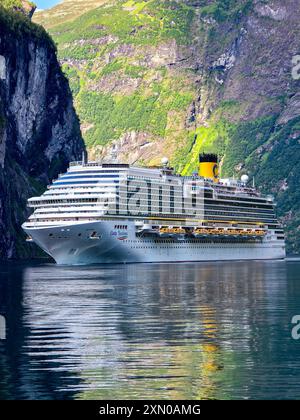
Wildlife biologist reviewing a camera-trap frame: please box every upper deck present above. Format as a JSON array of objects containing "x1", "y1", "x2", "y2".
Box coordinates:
[{"x1": 65, "y1": 161, "x2": 267, "y2": 201}]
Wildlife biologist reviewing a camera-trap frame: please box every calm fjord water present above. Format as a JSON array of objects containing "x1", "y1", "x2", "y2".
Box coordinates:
[{"x1": 0, "y1": 260, "x2": 300, "y2": 400}]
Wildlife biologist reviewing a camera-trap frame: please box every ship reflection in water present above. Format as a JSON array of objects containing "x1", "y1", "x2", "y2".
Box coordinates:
[{"x1": 0, "y1": 260, "x2": 300, "y2": 400}]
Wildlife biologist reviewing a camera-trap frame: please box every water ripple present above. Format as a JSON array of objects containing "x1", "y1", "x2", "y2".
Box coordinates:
[{"x1": 0, "y1": 260, "x2": 300, "y2": 399}]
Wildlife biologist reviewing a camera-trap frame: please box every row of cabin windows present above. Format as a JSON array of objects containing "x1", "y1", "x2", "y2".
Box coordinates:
[
  {"x1": 32, "y1": 197, "x2": 274, "y2": 216},
  {"x1": 32, "y1": 198, "x2": 100, "y2": 204},
  {"x1": 126, "y1": 239, "x2": 263, "y2": 244},
  {"x1": 44, "y1": 189, "x2": 272, "y2": 210},
  {"x1": 117, "y1": 196, "x2": 274, "y2": 211},
  {"x1": 31, "y1": 197, "x2": 274, "y2": 217},
  {"x1": 128, "y1": 244, "x2": 264, "y2": 249},
  {"x1": 113, "y1": 210, "x2": 276, "y2": 222}
]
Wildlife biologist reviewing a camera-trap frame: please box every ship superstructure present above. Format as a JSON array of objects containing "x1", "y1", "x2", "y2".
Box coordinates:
[{"x1": 22, "y1": 154, "x2": 286, "y2": 264}]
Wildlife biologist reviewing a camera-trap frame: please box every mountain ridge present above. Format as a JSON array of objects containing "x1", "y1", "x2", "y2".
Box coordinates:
[{"x1": 34, "y1": 0, "x2": 110, "y2": 28}]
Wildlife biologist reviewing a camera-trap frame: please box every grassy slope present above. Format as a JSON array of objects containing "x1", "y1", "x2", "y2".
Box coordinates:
[
  {"x1": 33, "y1": 0, "x2": 112, "y2": 28},
  {"x1": 36, "y1": 0, "x2": 300, "y2": 253},
  {"x1": 48, "y1": 0, "x2": 197, "y2": 165}
]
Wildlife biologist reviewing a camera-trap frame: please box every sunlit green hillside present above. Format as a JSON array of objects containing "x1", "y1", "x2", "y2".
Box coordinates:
[{"x1": 34, "y1": 0, "x2": 111, "y2": 28}]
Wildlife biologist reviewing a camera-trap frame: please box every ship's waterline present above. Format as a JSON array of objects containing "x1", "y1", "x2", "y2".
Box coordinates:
[
  {"x1": 23, "y1": 220, "x2": 285, "y2": 265},
  {"x1": 22, "y1": 154, "x2": 286, "y2": 264}
]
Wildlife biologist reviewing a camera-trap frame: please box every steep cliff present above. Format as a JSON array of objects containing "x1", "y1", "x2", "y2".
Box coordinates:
[
  {"x1": 0, "y1": 6, "x2": 84, "y2": 259},
  {"x1": 34, "y1": 0, "x2": 300, "y2": 253}
]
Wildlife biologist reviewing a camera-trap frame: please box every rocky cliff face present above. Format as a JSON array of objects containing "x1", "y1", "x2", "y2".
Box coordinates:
[
  {"x1": 0, "y1": 6, "x2": 84, "y2": 259},
  {"x1": 34, "y1": 0, "x2": 300, "y2": 253}
]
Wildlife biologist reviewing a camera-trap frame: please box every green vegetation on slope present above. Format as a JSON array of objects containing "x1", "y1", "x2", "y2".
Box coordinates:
[
  {"x1": 50, "y1": 0, "x2": 197, "y2": 158},
  {"x1": 76, "y1": 79, "x2": 194, "y2": 147},
  {"x1": 0, "y1": 4, "x2": 53, "y2": 45},
  {"x1": 1, "y1": 0, "x2": 36, "y2": 13},
  {"x1": 1, "y1": 0, "x2": 23, "y2": 8},
  {"x1": 52, "y1": 0, "x2": 194, "y2": 48},
  {"x1": 200, "y1": 0, "x2": 252, "y2": 23}
]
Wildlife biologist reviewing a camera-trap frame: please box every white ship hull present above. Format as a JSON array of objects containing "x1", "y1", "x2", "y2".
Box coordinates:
[{"x1": 23, "y1": 221, "x2": 286, "y2": 265}]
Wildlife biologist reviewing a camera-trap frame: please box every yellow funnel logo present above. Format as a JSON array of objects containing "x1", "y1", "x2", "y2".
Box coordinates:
[{"x1": 199, "y1": 161, "x2": 219, "y2": 182}]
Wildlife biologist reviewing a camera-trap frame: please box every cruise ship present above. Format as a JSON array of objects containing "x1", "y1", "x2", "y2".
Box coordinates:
[{"x1": 22, "y1": 153, "x2": 286, "y2": 265}]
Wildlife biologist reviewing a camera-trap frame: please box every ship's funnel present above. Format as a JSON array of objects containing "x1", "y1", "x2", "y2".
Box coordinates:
[{"x1": 199, "y1": 153, "x2": 219, "y2": 182}]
